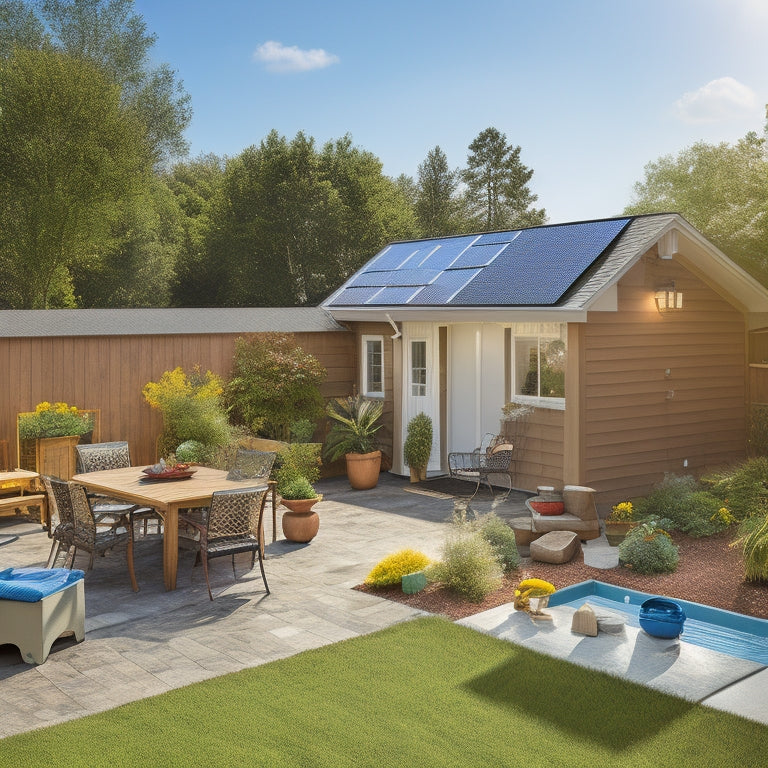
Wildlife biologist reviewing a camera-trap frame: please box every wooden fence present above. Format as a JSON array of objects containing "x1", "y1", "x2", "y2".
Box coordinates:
[{"x1": 0, "y1": 330, "x2": 355, "y2": 468}]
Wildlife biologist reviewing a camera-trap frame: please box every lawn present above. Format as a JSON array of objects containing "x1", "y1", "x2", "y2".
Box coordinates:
[{"x1": 2, "y1": 617, "x2": 766, "y2": 767}]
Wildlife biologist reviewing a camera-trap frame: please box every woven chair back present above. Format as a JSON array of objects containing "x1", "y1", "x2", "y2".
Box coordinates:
[
  {"x1": 227, "y1": 449, "x2": 276, "y2": 481},
  {"x1": 76, "y1": 441, "x2": 131, "y2": 473},
  {"x1": 207, "y1": 487, "x2": 268, "y2": 542}
]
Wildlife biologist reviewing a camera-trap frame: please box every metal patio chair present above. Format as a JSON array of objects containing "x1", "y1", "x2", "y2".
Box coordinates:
[{"x1": 448, "y1": 434, "x2": 515, "y2": 500}]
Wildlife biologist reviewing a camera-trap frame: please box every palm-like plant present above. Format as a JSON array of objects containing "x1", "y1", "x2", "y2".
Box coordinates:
[{"x1": 324, "y1": 395, "x2": 384, "y2": 462}]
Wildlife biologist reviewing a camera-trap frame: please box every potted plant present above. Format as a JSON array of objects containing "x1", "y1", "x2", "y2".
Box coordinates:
[
  {"x1": 17, "y1": 402, "x2": 95, "y2": 480},
  {"x1": 324, "y1": 395, "x2": 383, "y2": 490},
  {"x1": 280, "y1": 476, "x2": 322, "y2": 542},
  {"x1": 403, "y1": 412, "x2": 432, "y2": 482},
  {"x1": 604, "y1": 501, "x2": 636, "y2": 546}
]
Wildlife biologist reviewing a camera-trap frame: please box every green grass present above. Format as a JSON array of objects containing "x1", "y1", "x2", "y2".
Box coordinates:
[{"x1": 2, "y1": 616, "x2": 767, "y2": 767}]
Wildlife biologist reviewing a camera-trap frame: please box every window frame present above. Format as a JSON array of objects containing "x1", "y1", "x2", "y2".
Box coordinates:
[
  {"x1": 508, "y1": 324, "x2": 566, "y2": 410},
  {"x1": 410, "y1": 339, "x2": 427, "y2": 398},
  {"x1": 361, "y1": 335, "x2": 385, "y2": 398}
]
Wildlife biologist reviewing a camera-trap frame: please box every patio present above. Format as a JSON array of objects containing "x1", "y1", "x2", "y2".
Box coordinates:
[{"x1": 0, "y1": 474, "x2": 766, "y2": 738}]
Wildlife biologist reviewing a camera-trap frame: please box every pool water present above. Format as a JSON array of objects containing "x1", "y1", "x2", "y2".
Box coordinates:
[{"x1": 549, "y1": 580, "x2": 768, "y2": 665}]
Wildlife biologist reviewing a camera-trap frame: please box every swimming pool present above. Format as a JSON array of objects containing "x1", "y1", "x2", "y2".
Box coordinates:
[{"x1": 548, "y1": 580, "x2": 768, "y2": 665}]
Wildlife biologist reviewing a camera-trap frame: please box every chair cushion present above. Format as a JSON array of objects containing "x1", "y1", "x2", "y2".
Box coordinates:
[{"x1": 529, "y1": 500, "x2": 564, "y2": 516}]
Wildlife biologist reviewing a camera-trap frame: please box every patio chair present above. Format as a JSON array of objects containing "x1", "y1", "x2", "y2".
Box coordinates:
[
  {"x1": 42, "y1": 476, "x2": 76, "y2": 569},
  {"x1": 178, "y1": 486, "x2": 270, "y2": 601},
  {"x1": 75, "y1": 441, "x2": 162, "y2": 536},
  {"x1": 448, "y1": 434, "x2": 515, "y2": 500},
  {"x1": 227, "y1": 448, "x2": 277, "y2": 481},
  {"x1": 46, "y1": 480, "x2": 138, "y2": 591}
]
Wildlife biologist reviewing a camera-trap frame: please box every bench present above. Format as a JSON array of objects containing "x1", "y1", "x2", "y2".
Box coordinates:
[
  {"x1": 525, "y1": 485, "x2": 601, "y2": 541},
  {"x1": 0, "y1": 494, "x2": 48, "y2": 528}
]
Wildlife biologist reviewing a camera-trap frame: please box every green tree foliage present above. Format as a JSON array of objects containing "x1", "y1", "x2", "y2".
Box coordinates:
[
  {"x1": 0, "y1": 48, "x2": 151, "y2": 307},
  {"x1": 0, "y1": 0, "x2": 192, "y2": 165},
  {"x1": 174, "y1": 131, "x2": 416, "y2": 307},
  {"x1": 625, "y1": 129, "x2": 768, "y2": 284},
  {"x1": 226, "y1": 333, "x2": 327, "y2": 441},
  {"x1": 414, "y1": 146, "x2": 463, "y2": 236},
  {"x1": 462, "y1": 127, "x2": 546, "y2": 231}
]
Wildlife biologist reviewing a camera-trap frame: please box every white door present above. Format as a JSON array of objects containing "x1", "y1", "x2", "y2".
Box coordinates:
[{"x1": 402, "y1": 323, "x2": 441, "y2": 474}]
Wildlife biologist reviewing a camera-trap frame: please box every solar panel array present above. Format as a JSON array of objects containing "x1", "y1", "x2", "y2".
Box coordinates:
[{"x1": 327, "y1": 218, "x2": 632, "y2": 307}]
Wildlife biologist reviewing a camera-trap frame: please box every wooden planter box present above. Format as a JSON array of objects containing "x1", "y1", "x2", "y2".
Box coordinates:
[{"x1": 18, "y1": 436, "x2": 81, "y2": 480}]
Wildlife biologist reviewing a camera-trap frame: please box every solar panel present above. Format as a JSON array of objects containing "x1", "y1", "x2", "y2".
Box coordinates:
[
  {"x1": 410, "y1": 269, "x2": 481, "y2": 304},
  {"x1": 326, "y1": 218, "x2": 632, "y2": 308},
  {"x1": 450, "y1": 242, "x2": 509, "y2": 269},
  {"x1": 452, "y1": 218, "x2": 631, "y2": 305}
]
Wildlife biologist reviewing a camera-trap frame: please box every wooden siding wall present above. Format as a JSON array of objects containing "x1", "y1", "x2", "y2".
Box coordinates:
[
  {"x1": 501, "y1": 408, "x2": 564, "y2": 492},
  {"x1": 0, "y1": 331, "x2": 355, "y2": 468},
  {"x1": 351, "y1": 322, "x2": 396, "y2": 468},
  {"x1": 582, "y1": 256, "x2": 746, "y2": 510}
]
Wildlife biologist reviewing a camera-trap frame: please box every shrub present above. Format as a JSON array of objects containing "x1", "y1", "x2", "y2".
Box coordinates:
[
  {"x1": 175, "y1": 440, "x2": 206, "y2": 463},
  {"x1": 290, "y1": 419, "x2": 316, "y2": 443},
  {"x1": 634, "y1": 475, "x2": 725, "y2": 537},
  {"x1": 703, "y1": 457, "x2": 768, "y2": 522},
  {"x1": 365, "y1": 549, "x2": 432, "y2": 587},
  {"x1": 226, "y1": 333, "x2": 326, "y2": 441},
  {"x1": 618, "y1": 522, "x2": 679, "y2": 574},
  {"x1": 280, "y1": 476, "x2": 317, "y2": 500},
  {"x1": 479, "y1": 514, "x2": 520, "y2": 573},
  {"x1": 274, "y1": 443, "x2": 322, "y2": 496},
  {"x1": 143, "y1": 366, "x2": 232, "y2": 458},
  {"x1": 734, "y1": 513, "x2": 768, "y2": 582},
  {"x1": 18, "y1": 401, "x2": 94, "y2": 439},
  {"x1": 428, "y1": 530, "x2": 502, "y2": 602},
  {"x1": 403, "y1": 413, "x2": 433, "y2": 469}
]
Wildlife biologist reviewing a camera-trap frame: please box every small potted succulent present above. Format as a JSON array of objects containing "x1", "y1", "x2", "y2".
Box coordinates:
[
  {"x1": 280, "y1": 476, "x2": 322, "y2": 543},
  {"x1": 403, "y1": 412, "x2": 432, "y2": 482},
  {"x1": 604, "y1": 501, "x2": 636, "y2": 546}
]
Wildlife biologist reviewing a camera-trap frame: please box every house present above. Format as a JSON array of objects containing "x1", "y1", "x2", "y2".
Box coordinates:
[{"x1": 323, "y1": 213, "x2": 768, "y2": 509}]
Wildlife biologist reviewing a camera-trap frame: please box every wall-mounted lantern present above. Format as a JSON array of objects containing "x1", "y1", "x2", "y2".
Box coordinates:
[{"x1": 655, "y1": 283, "x2": 683, "y2": 314}]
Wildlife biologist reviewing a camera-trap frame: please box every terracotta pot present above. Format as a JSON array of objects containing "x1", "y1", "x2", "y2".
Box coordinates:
[
  {"x1": 345, "y1": 450, "x2": 381, "y2": 490},
  {"x1": 282, "y1": 509, "x2": 320, "y2": 542},
  {"x1": 281, "y1": 496, "x2": 321, "y2": 514},
  {"x1": 604, "y1": 521, "x2": 635, "y2": 546}
]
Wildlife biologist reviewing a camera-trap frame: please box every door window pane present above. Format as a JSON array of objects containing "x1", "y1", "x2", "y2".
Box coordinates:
[{"x1": 411, "y1": 340, "x2": 427, "y2": 397}]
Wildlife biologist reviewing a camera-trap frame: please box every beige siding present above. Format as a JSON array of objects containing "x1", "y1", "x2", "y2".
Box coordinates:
[
  {"x1": 502, "y1": 407, "x2": 564, "y2": 492},
  {"x1": 582, "y1": 258, "x2": 746, "y2": 510},
  {"x1": 1, "y1": 331, "x2": 354, "y2": 468}
]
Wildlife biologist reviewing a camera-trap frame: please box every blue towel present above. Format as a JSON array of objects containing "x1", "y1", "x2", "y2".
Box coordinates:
[{"x1": 0, "y1": 567, "x2": 84, "y2": 603}]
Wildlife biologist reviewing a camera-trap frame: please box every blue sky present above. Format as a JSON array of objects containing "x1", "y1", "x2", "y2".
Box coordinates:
[{"x1": 134, "y1": 0, "x2": 768, "y2": 223}]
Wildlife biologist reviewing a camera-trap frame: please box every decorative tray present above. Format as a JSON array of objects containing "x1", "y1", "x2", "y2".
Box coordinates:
[{"x1": 141, "y1": 465, "x2": 197, "y2": 481}]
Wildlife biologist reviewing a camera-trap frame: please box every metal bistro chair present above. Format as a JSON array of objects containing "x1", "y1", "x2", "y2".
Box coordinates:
[
  {"x1": 179, "y1": 486, "x2": 270, "y2": 601},
  {"x1": 76, "y1": 441, "x2": 162, "y2": 536},
  {"x1": 42, "y1": 476, "x2": 76, "y2": 569},
  {"x1": 228, "y1": 448, "x2": 278, "y2": 542},
  {"x1": 448, "y1": 434, "x2": 516, "y2": 501},
  {"x1": 45, "y1": 478, "x2": 138, "y2": 591}
]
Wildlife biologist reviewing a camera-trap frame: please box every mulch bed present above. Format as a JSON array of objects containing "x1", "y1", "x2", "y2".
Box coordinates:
[{"x1": 356, "y1": 530, "x2": 768, "y2": 621}]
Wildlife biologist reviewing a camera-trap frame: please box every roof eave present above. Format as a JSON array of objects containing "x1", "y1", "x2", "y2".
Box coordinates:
[{"x1": 325, "y1": 306, "x2": 589, "y2": 323}]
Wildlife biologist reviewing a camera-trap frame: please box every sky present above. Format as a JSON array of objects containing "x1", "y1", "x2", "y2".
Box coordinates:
[{"x1": 133, "y1": 0, "x2": 768, "y2": 224}]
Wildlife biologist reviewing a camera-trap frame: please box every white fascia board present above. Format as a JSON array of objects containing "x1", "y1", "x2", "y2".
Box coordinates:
[{"x1": 326, "y1": 307, "x2": 589, "y2": 323}]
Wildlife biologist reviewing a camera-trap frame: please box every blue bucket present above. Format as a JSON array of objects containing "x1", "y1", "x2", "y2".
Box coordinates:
[{"x1": 639, "y1": 597, "x2": 686, "y2": 639}]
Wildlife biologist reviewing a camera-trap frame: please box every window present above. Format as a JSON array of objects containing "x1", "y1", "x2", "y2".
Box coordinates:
[
  {"x1": 510, "y1": 323, "x2": 566, "y2": 405},
  {"x1": 411, "y1": 340, "x2": 427, "y2": 397},
  {"x1": 362, "y1": 335, "x2": 384, "y2": 397}
]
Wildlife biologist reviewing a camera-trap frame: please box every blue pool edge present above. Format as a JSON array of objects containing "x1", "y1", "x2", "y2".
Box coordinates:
[{"x1": 548, "y1": 579, "x2": 768, "y2": 638}]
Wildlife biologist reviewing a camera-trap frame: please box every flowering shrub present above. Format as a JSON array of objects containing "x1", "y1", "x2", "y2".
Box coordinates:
[
  {"x1": 365, "y1": 549, "x2": 432, "y2": 587},
  {"x1": 606, "y1": 501, "x2": 634, "y2": 523},
  {"x1": 143, "y1": 366, "x2": 231, "y2": 459},
  {"x1": 18, "y1": 401, "x2": 93, "y2": 439}
]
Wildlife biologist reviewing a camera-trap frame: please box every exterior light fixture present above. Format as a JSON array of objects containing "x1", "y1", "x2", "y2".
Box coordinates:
[{"x1": 655, "y1": 284, "x2": 683, "y2": 313}]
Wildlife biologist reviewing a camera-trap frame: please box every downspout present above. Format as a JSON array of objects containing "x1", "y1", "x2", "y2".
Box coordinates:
[{"x1": 386, "y1": 313, "x2": 401, "y2": 339}]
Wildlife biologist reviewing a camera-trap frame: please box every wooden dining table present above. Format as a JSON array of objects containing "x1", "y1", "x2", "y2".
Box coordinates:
[{"x1": 72, "y1": 465, "x2": 269, "y2": 591}]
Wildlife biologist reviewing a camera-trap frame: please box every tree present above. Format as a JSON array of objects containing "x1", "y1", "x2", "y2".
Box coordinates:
[
  {"x1": 414, "y1": 146, "x2": 462, "y2": 236},
  {"x1": 625, "y1": 130, "x2": 768, "y2": 284},
  {"x1": 0, "y1": 48, "x2": 152, "y2": 307},
  {"x1": 0, "y1": 0, "x2": 191, "y2": 165},
  {"x1": 176, "y1": 131, "x2": 416, "y2": 307},
  {"x1": 462, "y1": 127, "x2": 546, "y2": 231}
]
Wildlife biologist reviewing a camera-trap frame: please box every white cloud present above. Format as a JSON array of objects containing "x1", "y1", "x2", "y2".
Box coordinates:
[
  {"x1": 675, "y1": 76, "x2": 759, "y2": 123},
  {"x1": 253, "y1": 40, "x2": 339, "y2": 73}
]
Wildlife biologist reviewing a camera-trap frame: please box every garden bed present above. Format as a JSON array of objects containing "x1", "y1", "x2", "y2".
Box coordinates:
[{"x1": 357, "y1": 530, "x2": 768, "y2": 621}]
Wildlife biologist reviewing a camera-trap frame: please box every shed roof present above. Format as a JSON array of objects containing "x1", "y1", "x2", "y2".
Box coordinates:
[
  {"x1": 323, "y1": 213, "x2": 768, "y2": 323},
  {"x1": 0, "y1": 307, "x2": 346, "y2": 338}
]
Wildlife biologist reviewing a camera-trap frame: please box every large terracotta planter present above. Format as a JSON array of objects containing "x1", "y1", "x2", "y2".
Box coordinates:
[
  {"x1": 19, "y1": 436, "x2": 81, "y2": 480},
  {"x1": 345, "y1": 450, "x2": 381, "y2": 490},
  {"x1": 281, "y1": 496, "x2": 322, "y2": 543}
]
